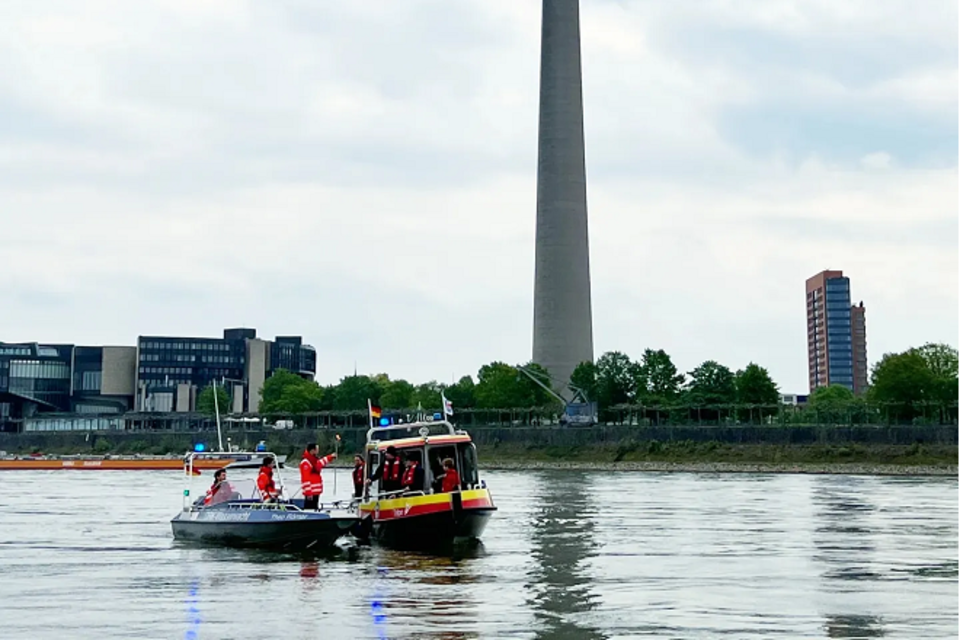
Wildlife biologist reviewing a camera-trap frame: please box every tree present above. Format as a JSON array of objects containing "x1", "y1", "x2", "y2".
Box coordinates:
[
  {"x1": 331, "y1": 375, "x2": 382, "y2": 411},
  {"x1": 870, "y1": 351, "x2": 940, "y2": 422},
  {"x1": 380, "y1": 379, "x2": 415, "y2": 409},
  {"x1": 735, "y1": 363, "x2": 779, "y2": 405},
  {"x1": 517, "y1": 361, "x2": 562, "y2": 408},
  {"x1": 259, "y1": 369, "x2": 324, "y2": 414},
  {"x1": 197, "y1": 384, "x2": 231, "y2": 416},
  {"x1": 684, "y1": 360, "x2": 736, "y2": 422},
  {"x1": 734, "y1": 363, "x2": 780, "y2": 423},
  {"x1": 570, "y1": 361, "x2": 598, "y2": 402},
  {"x1": 636, "y1": 349, "x2": 684, "y2": 405},
  {"x1": 595, "y1": 351, "x2": 640, "y2": 408},
  {"x1": 685, "y1": 360, "x2": 737, "y2": 405},
  {"x1": 807, "y1": 384, "x2": 861, "y2": 424},
  {"x1": 412, "y1": 381, "x2": 445, "y2": 411},
  {"x1": 444, "y1": 375, "x2": 477, "y2": 410},
  {"x1": 910, "y1": 343, "x2": 959, "y2": 406},
  {"x1": 475, "y1": 362, "x2": 527, "y2": 408}
]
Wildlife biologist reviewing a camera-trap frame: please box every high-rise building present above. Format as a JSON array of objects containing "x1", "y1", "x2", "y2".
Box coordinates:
[
  {"x1": 532, "y1": 0, "x2": 594, "y2": 392},
  {"x1": 806, "y1": 270, "x2": 868, "y2": 394}
]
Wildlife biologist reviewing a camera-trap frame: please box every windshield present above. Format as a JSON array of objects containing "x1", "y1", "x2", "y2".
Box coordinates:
[{"x1": 190, "y1": 465, "x2": 290, "y2": 504}]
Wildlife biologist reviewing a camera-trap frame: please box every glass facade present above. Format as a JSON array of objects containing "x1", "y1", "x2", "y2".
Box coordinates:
[
  {"x1": 270, "y1": 336, "x2": 317, "y2": 377},
  {"x1": 823, "y1": 277, "x2": 854, "y2": 390},
  {"x1": 137, "y1": 336, "x2": 245, "y2": 390}
]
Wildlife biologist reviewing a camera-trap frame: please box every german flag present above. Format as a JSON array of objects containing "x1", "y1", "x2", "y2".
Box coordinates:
[{"x1": 370, "y1": 405, "x2": 382, "y2": 419}]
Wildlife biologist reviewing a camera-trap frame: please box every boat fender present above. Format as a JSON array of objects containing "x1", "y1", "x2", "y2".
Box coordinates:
[{"x1": 451, "y1": 492, "x2": 463, "y2": 525}]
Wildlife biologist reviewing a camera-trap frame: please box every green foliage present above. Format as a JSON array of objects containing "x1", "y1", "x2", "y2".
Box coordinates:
[
  {"x1": 475, "y1": 362, "x2": 526, "y2": 408},
  {"x1": 197, "y1": 384, "x2": 232, "y2": 416},
  {"x1": 636, "y1": 349, "x2": 684, "y2": 404},
  {"x1": 595, "y1": 351, "x2": 641, "y2": 408},
  {"x1": 259, "y1": 369, "x2": 324, "y2": 414},
  {"x1": 869, "y1": 351, "x2": 939, "y2": 421},
  {"x1": 331, "y1": 375, "x2": 381, "y2": 411},
  {"x1": 570, "y1": 361, "x2": 598, "y2": 401},
  {"x1": 735, "y1": 363, "x2": 780, "y2": 404},
  {"x1": 910, "y1": 342, "x2": 959, "y2": 405},
  {"x1": 808, "y1": 384, "x2": 855, "y2": 409},
  {"x1": 444, "y1": 376, "x2": 477, "y2": 410},
  {"x1": 412, "y1": 381, "x2": 445, "y2": 411},
  {"x1": 517, "y1": 361, "x2": 561, "y2": 408},
  {"x1": 380, "y1": 379, "x2": 414, "y2": 409},
  {"x1": 684, "y1": 360, "x2": 736, "y2": 405}
]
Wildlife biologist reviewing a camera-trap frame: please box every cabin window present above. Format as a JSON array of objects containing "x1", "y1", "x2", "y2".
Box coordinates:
[{"x1": 458, "y1": 442, "x2": 479, "y2": 489}]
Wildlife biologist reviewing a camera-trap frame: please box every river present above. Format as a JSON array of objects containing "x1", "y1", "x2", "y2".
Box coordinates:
[{"x1": 0, "y1": 470, "x2": 956, "y2": 639}]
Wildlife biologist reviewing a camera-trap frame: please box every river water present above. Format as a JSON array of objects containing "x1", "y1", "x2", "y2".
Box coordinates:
[{"x1": 0, "y1": 469, "x2": 956, "y2": 639}]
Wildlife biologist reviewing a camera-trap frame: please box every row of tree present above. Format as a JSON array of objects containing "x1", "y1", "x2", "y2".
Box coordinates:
[{"x1": 194, "y1": 343, "x2": 956, "y2": 422}]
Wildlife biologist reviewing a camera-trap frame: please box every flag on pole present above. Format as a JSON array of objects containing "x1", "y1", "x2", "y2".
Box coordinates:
[
  {"x1": 367, "y1": 398, "x2": 381, "y2": 428},
  {"x1": 441, "y1": 391, "x2": 453, "y2": 417}
]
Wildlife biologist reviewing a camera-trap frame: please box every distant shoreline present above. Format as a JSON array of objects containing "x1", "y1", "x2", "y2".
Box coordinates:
[{"x1": 477, "y1": 460, "x2": 958, "y2": 477}]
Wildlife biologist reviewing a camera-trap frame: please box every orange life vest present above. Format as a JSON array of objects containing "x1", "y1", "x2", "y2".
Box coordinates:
[
  {"x1": 299, "y1": 451, "x2": 333, "y2": 497},
  {"x1": 382, "y1": 458, "x2": 402, "y2": 483},
  {"x1": 352, "y1": 461, "x2": 365, "y2": 486},
  {"x1": 401, "y1": 462, "x2": 420, "y2": 489},
  {"x1": 257, "y1": 466, "x2": 279, "y2": 500}
]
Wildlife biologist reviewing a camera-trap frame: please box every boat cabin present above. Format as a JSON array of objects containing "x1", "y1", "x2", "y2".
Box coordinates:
[{"x1": 364, "y1": 420, "x2": 482, "y2": 497}]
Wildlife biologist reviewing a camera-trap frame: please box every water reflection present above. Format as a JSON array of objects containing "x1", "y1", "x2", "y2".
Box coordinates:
[
  {"x1": 364, "y1": 548, "x2": 482, "y2": 638},
  {"x1": 183, "y1": 579, "x2": 201, "y2": 640},
  {"x1": 823, "y1": 614, "x2": 887, "y2": 638},
  {"x1": 812, "y1": 476, "x2": 880, "y2": 580},
  {"x1": 526, "y1": 471, "x2": 605, "y2": 640}
]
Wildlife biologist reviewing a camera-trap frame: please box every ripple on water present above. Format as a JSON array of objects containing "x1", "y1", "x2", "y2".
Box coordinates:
[{"x1": 0, "y1": 469, "x2": 955, "y2": 639}]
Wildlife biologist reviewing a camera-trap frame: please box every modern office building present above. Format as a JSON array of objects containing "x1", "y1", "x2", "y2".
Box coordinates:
[
  {"x1": 806, "y1": 270, "x2": 868, "y2": 394},
  {"x1": 0, "y1": 342, "x2": 74, "y2": 428},
  {"x1": 135, "y1": 328, "x2": 316, "y2": 414},
  {"x1": 0, "y1": 328, "x2": 316, "y2": 431}
]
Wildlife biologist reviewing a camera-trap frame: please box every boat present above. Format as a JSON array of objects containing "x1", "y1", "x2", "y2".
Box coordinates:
[
  {"x1": 0, "y1": 452, "x2": 286, "y2": 472},
  {"x1": 356, "y1": 419, "x2": 497, "y2": 549},
  {"x1": 170, "y1": 450, "x2": 358, "y2": 551}
]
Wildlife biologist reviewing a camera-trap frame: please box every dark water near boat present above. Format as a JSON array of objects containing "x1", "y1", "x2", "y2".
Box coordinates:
[{"x1": 0, "y1": 470, "x2": 956, "y2": 639}]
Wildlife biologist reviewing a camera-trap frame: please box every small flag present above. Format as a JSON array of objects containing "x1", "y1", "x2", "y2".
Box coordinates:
[{"x1": 441, "y1": 392, "x2": 453, "y2": 417}]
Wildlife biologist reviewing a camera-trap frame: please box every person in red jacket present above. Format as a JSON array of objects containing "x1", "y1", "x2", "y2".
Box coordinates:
[
  {"x1": 352, "y1": 454, "x2": 366, "y2": 499},
  {"x1": 299, "y1": 443, "x2": 336, "y2": 510},
  {"x1": 257, "y1": 455, "x2": 281, "y2": 502},
  {"x1": 440, "y1": 458, "x2": 461, "y2": 493},
  {"x1": 203, "y1": 469, "x2": 234, "y2": 506},
  {"x1": 401, "y1": 454, "x2": 425, "y2": 494}
]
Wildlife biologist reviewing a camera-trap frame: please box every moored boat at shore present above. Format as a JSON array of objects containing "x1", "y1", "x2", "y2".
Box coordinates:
[
  {"x1": 356, "y1": 420, "x2": 496, "y2": 550},
  {"x1": 0, "y1": 452, "x2": 287, "y2": 471}
]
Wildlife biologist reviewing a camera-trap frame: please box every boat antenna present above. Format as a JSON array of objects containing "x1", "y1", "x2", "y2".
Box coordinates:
[{"x1": 213, "y1": 378, "x2": 224, "y2": 453}]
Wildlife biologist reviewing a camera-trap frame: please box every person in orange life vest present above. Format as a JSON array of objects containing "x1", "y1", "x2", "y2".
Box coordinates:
[
  {"x1": 257, "y1": 455, "x2": 281, "y2": 502},
  {"x1": 367, "y1": 446, "x2": 403, "y2": 494},
  {"x1": 401, "y1": 453, "x2": 425, "y2": 494},
  {"x1": 440, "y1": 458, "x2": 461, "y2": 493},
  {"x1": 352, "y1": 454, "x2": 366, "y2": 499},
  {"x1": 299, "y1": 442, "x2": 336, "y2": 510},
  {"x1": 204, "y1": 468, "x2": 234, "y2": 506}
]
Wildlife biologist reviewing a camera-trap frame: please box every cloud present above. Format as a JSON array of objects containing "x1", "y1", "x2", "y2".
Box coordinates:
[{"x1": 0, "y1": 0, "x2": 955, "y2": 394}]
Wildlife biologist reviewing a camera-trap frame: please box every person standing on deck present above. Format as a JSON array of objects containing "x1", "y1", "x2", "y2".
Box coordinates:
[
  {"x1": 367, "y1": 446, "x2": 403, "y2": 495},
  {"x1": 352, "y1": 454, "x2": 366, "y2": 499},
  {"x1": 299, "y1": 443, "x2": 336, "y2": 510},
  {"x1": 401, "y1": 453, "x2": 425, "y2": 494}
]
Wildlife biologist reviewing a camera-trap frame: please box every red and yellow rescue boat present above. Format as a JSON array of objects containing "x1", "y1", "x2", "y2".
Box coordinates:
[
  {"x1": 0, "y1": 453, "x2": 259, "y2": 472},
  {"x1": 357, "y1": 420, "x2": 496, "y2": 549}
]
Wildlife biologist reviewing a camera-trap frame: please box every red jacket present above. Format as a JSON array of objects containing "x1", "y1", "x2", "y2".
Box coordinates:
[
  {"x1": 441, "y1": 468, "x2": 461, "y2": 493},
  {"x1": 352, "y1": 461, "x2": 365, "y2": 487},
  {"x1": 299, "y1": 451, "x2": 334, "y2": 497},
  {"x1": 257, "y1": 466, "x2": 279, "y2": 500}
]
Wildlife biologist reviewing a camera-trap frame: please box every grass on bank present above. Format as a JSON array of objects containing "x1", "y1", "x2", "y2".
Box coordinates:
[{"x1": 482, "y1": 440, "x2": 958, "y2": 467}]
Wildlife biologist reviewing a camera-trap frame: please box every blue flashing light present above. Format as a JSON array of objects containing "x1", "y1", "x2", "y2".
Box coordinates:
[
  {"x1": 379, "y1": 417, "x2": 390, "y2": 427},
  {"x1": 194, "y1": 443, "x2": 206, "y2": 452},
  {"x1": 433, "y1": 412, "x2": 442, "y2": 420}
]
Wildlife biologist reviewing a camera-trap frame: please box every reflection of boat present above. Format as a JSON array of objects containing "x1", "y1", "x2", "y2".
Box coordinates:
[
  {"x1": 357, "y1": 420, "x2": 496, "y2": 550},
  {"x1": 170, "y1": 451, "x2": 358, "y2": 551},
  {"x1": 0, "y1": 453, "x2": 287, "y2": 471}
]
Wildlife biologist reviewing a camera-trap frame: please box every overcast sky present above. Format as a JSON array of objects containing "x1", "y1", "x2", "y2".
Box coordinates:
[{"x1": 1, "y1": 0, "x2": 956, "y2": 393}]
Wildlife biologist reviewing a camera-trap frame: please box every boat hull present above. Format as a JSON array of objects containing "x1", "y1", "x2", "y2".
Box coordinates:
[
  {"x1": 171, "y1": 505, "x2": 357, "y2": 551},
  {"x1": 358, "y1": 489, "x2": 496, "y2": 550}
]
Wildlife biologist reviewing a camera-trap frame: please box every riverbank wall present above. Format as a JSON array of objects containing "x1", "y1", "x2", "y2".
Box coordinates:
[{"x1": 2, "y1": 423, "x2": 956, "y2": 462}]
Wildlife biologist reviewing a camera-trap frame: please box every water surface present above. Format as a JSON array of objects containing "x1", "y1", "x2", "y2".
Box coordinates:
[{"x1": 1, "y1": 470, "x2": 955, "y2": 639}]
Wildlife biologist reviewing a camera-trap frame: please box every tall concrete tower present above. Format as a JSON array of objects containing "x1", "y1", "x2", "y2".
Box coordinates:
[{"x1": 532, "y1": 0, "x2": 594, "y2": 391}]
